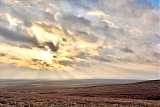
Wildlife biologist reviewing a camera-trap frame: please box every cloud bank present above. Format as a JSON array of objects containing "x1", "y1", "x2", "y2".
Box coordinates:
[{"x1": 0, "y1": 0, "x2": 159, "y2": 79}]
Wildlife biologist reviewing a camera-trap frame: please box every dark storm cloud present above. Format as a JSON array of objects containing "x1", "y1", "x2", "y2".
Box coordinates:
[
  {"x1": 121, "y1": 47, "x2": 134, "y2": 53},
  {"x1": 92, "y1": 56, "x2": 111, "y2": 62},
  {"x1": 45, "y1": 42, "x2": 59, "y2": 52},
  {"x1": 59, "y1": 61, "x2": 75, "y2": 66},
  {"x1": 75, "y1": 52, "x2": 87, "y2": 59},
  {"x1": 60, "y1": 60, "x2": 92, "y2": 68},
  {"x1": 0, "y1": 26, "x2": 39, "y2": 46},
  {"x1": 76, "y1": 31, "x2": 99, "y2": 43}
]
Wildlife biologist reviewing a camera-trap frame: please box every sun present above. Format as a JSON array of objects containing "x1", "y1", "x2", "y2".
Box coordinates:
[{"x1": 40, "y1": 51, "x2": 54, "y2": 62}]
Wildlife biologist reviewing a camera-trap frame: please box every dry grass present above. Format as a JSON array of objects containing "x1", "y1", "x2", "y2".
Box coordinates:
[{"x1": 0, "y1": 80, "x2": 159, "y2": 107}]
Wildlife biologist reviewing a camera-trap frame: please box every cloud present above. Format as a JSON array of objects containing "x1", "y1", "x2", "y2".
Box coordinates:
[
  {"x1": 75, "y1": 31, "x2": 99, "y2": 43},
  {"x1": 59, "y1": 14, "x2": 91, "y2": 31},
  {"x1": 121, "y1": 47, "x2": 134, "y2": 53},
  {"x1": 0, "y1": 20, "x2": 103, "y2": 70},
  {"x1": 87, "y1": 10, "x2": 106, "y2": 17},
  {"x1": 42, "y1": 11, "x2": 55, "y2": 22},
  {"x1": 45, "y1": 41, "x2": 59, "y2": 52},
  {"x1": 0, "y1": 0, "x2": 159, "y2": 79},
  {"x1": 10, "y1": 8, "x2": 34, "y2": 27},
  {"x1": 0, "y1": 26, "x2": 39, "y2": 47},
  {"x1": 92, "y1": 56, "x2": 111, "y2": 62}
]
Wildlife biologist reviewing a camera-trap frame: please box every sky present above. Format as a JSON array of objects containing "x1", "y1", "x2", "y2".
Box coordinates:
[
  {"x1": 148, "y1": 0, "x2": 159, "y2": 7},
  {"x1": 0, "y1": 0, "x2": 159, "y2": 80}
]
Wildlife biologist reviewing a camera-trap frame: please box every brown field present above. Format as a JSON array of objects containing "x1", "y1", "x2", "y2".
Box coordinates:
[{"x1": 0, "y1": 79, "x2": 159, "y2": 107}]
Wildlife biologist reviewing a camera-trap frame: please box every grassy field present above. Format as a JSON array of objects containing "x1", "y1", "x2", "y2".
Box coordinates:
[{"x1": 0, "y1": 79, "x2": 159, "y2": 107}]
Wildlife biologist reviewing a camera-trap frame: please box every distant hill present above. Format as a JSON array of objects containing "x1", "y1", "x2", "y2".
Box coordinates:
[
  {"x1": 68, "y1": 80, "x2": 160, "y2": 100},
  {"x1": 0, "y1": 79, "x2": 143, "y2": 87}
]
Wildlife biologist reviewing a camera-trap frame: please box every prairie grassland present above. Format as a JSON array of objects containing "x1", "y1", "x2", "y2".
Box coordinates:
[{"x1": 0, "y1": 80, "x2": 159, "y2": 107}]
